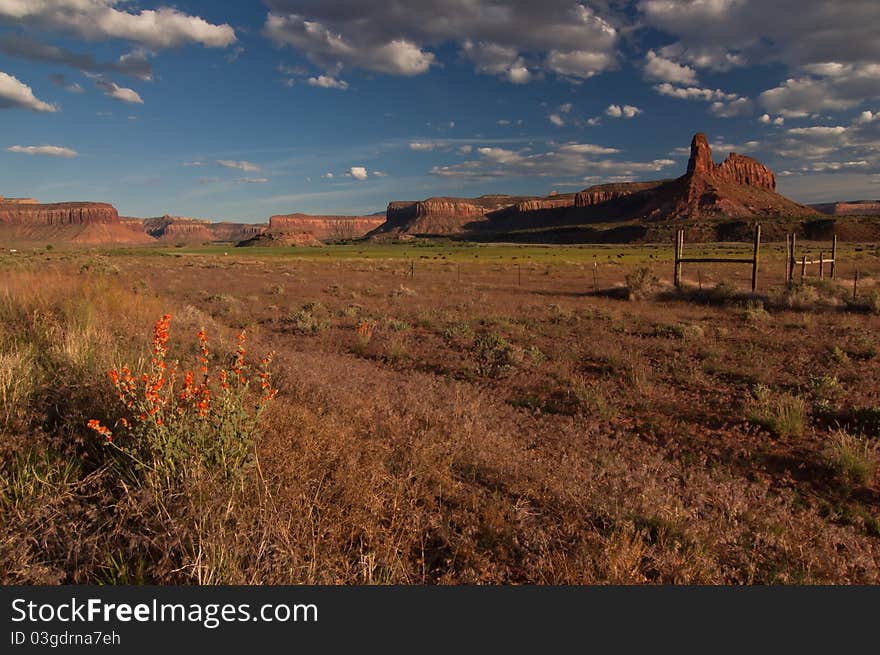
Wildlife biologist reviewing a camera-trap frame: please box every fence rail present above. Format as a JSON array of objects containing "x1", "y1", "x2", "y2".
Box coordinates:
[
  {"x1": 674, "y1": 224, "x2": 761, "y2": 292},
  {"x1": 787, "y1": 233, "x2": 836, "y2": 282}
]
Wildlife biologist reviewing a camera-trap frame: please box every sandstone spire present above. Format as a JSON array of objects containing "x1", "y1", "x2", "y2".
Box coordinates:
[{"x1": 686, "y1": 132, "x2": 714, "y2": 175}]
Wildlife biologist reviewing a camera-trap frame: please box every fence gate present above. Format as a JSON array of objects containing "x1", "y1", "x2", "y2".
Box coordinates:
[
  {"x1": 785, "y1": 233, "x2": 836, "y2": 282},
  {"x1": 674, "y1": 224, "x2": 761, "y2": 292}
]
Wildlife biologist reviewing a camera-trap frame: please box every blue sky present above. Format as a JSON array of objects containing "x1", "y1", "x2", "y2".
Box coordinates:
[{"x1": 1, "y1": 1, "x2": 878, "y2": 222}]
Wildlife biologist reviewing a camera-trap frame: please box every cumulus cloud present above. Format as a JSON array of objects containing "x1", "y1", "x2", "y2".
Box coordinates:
[
  {"x1": 264, "y1": 1, "x2": 621, "y2": 82},
  {"x1": 7, "y1": 144, "x2": 78, "y2": 158},
  {"x1": 409, "y1": 142, "x2": 436, "y2": 152},
  {"x1": 641, "y1": 1, "x2": 880, "y2": 115},
  {"x1": 348, "y1": 166, "x2": 368, "y2": 180},
  {"x1": 548, "y1": 113, "x2": 565, "y2": 127},
  {"x1": 654, "y1": 82, "x2": 752, "y2": 117},
  {"x1": 758, "y1": 65, "x2": 880, "y2": 117},
  {"x1": 322, "y1": 172, "x2": 334, "y2": 179},
  {"x1": 94, "y1": 78, "x2": 142, "y2": 104},
  {"x1": 461, "y1": 41, "x2": 531, "y2": 84},
  {"x1": 710, "y1": 96, "x2": 753, "y2": 117},
  {"x1": 0, "y1": 34, "x2": 152, "y2": 80},
  {"x1": 217, "y1": 160, "x2": 261, "y2": 173},
  {"x1": 0, "y1": 0, "x2": 236, "y2": 49},
  {"x1": 759, "y1": 113, "x2": 785, "y2": 126},
  {"x1": 307, "y1": 75, "x2": 349, "y2": 90},
  {"x1": 605, "y1": 104, "x2": 641, "y2": 118},
  {"x1": 0, "y1": 71, "x2": 56, "y2": 112},
  {"x1": 643, "y1": 49, "x2": 697, "y2": 85},
  {"x1": 429, "y1": 141, "x2": 671, "y2": 180}
]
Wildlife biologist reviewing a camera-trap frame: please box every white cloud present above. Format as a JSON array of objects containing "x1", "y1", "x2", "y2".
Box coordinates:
[
  {"x1": 759, "y1": 113, "x2": 785, "y2": 126},
  {"x1": 558, "y1": 103, "x2": 573, "y2": 114},
  {"x1": 264, "y1": 1, "x2": 620, "y2": 82},
  {"x1": 605, "y1": 104, "x2": 641, "y2": 118},
  {"x1": 758, "y1": 66, "x2": 880, "y2": 117},
  {"x1": 856, "y1": 110, "x2": 878, "y2": 124},
  {"x1": 654, "y1": 82, "x2": 739, "y2": 102},
  {"x1": 655, "y1": 43, "x2": 745, "y2": 73},
  {"x1": 7, "y1": 144, "x2": 77, "y2": 158},
  {"x1": 654, "y1": 82, "x2": 752, "y2": 117},
  {"x1": 710, "y1": 96, "x2": 753, "y2": 117},
  {"x1": 217, "y1": 160, "x2": 261, "y2": 173},
  {"x1": 507, "y1": 65, "x2": 531, "y2": 84},
  {"x1": 372, "y1": 170, "x2": 388, "y2": 177},
  {"x1": 0, "y1": 71, "x2": 56, "y2": 112},
  {"x1": 461, "y1": 41, "x2": 532, "y2": 84},
  {"x1": 322, "y1": 172, "x2": 334, "y2": 179},
  {"x1": 557, "y1": 143, "x2": 620, "y2": 155},
  {"x1": 409, "y1": 142, "x2": 436, "y2": 152},
  {"x1": 458, "y1": 145, "x2": 473, "y2": 154},
  {"x1": 349, "y1": 166, "x2": 368, "y2": 180},
  {"x1": 0, "y1": 1, "x2": 236, "y2": 49},
  {"x1": 307, "y1": 75, "x2": 349, "y2": 90},
  {"x1": 94, "y1": 78, "x2": 142, "y2": 104},
  {"x1": 548, "y1": 113, "x2": 565, "y2": 127},
  {"x1": 642, "y1": 1, "x2": 880, "y2": 114},
  {"x1": 429, "y1": 141, "x2": 668, "y2": 180},
  {"x1": 643, "y1": 50, "x2": 697, "y2": 85}
]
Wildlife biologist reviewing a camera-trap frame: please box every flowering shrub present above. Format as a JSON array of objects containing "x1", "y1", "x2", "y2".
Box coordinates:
[
  {"x1": 355, "y1": 320, "x2": 376, "y2": 349},
  {"x1": 88, "y1": 314, "x2": 277, "y2": 483}
]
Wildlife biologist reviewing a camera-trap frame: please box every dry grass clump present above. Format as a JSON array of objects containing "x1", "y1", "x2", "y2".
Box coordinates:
[
  {"x1": 745, "y1": 384, "x2": 807, "y2": 438},
  {"x1": 827, "y1": 431, "x2": 877, "y2": 488}
]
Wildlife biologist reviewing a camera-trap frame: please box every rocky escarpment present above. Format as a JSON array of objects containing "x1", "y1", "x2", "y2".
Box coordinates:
[
  {"x1": 143, "y1": 216, "x2": 215, "y2": 242},
  {"x1": 141, "y1": 216, "x2": 266, "y2": 243},
  {"x1": 372, "y1": 195, "x2": 545, "y2": 238},
  {"x1": 0, "y1": 201, "x2": 120, "y2": 225},
  {"x1": 269, "y1": 213, "x2": 384, "y2": 241},
  {"x1": 810, "y1": 200, "x2": 880, "y2": 216},
  {"x1": 574, "y1": 182, "x2": 667, "y2": 208},
  {"x1": 0, "y1": 199, "x2": 155, "y2": 244}
]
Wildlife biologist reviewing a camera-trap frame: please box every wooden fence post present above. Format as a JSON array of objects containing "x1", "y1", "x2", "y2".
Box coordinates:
[
  {"x1": 673, "y1": 229, "x2": 682, "y2": 288},
  {"x1": 790, "y1": 233, "x2": 797, "y2": 282},
  {"x1": 785, "y1": 232, "x2": 791, "y2": 282},
  {"x1": 854, "y1": 270, "x2": 860, "y2": 302},
  {"x1": 819, "y1": 251, "x2": 824, "y2": 279},
  {"x1": 831, "y1": 234, "x2": 837, "y2": 279},
  {"x1": 751, "y1": 224, "x2": 761, "y2": 293},
  {"x1": 801, "y1": 255, "x2": 806, "y2": 281}
]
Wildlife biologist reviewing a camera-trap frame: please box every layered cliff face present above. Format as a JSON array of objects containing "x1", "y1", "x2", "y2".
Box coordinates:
[
  {"x1": 269, "y1": 213, "x2": 384, "y2": 241},
  {"x1": 373, "y1": 195, "x2": 543, "y2": 237},
  {"x1": 0, "y1": 199, "x2": 155, "y2": 244},
  {"x1": 144, "y1": 216, "x2": 214, "y2": 242},
  {"x1": 142, "y1": 215, "x2": 266, "y2": 243},
  {"x1": 0, "y1": 201, "x2": 120, "y2": 225},
  {"x1": 574, "y1": 182, "x2": 666, "y2": 208},
  {"x1": 811, "y1": 200, "x2": 880, "y2": 216}
]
